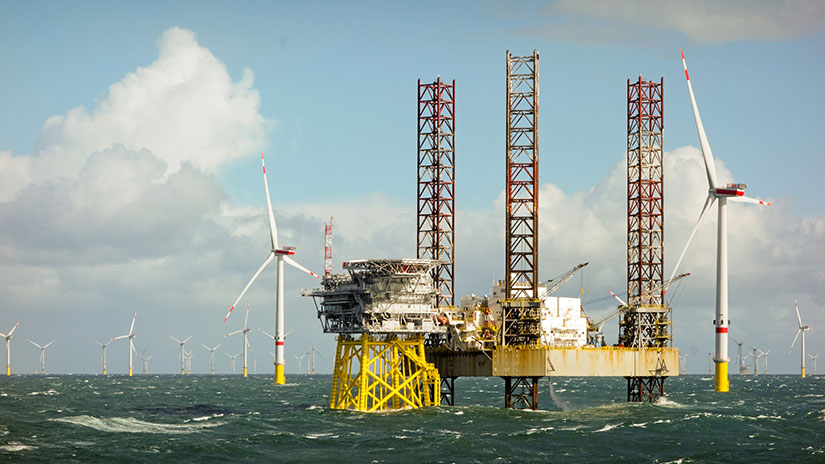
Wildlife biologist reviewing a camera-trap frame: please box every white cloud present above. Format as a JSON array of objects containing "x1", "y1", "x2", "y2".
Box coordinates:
[
  {"x1": 526, "y1": 0, "x2": 825, "y2": 44},
  {"x1": 1, "y1": 26, "x2": 267, "y2": 203}
]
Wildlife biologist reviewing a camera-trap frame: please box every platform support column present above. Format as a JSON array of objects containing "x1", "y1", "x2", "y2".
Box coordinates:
[
  {"x1": 440, "y1": 377, "x2": 456, "y2": 406},
  {"x1": 626, "y1": 376, "x2": 666, "y2": 403},
  {"x1": 503, "y1": 376, "x2": 540, "y2": 410},
  {"x1": 329, "y1": 333, "x2": 441, "y2": 411}
]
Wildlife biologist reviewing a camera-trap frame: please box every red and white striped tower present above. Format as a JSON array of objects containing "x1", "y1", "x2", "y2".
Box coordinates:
[{"x1": 324, "y1": 217, "x2": 333, "y2": 279}]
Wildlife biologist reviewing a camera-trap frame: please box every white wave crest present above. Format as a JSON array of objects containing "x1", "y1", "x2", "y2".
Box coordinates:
[
  {"x1": 0, "y1": 442, "x2": 36, "y2": 452},
  {"x1": 50, "y1": 415, "x2": 225, "y2": 434},
  {"x1": 594, "y1": 423, "x2": 620, "y2": 432}
]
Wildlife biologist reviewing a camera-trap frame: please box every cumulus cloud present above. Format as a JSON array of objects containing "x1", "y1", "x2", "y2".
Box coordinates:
[
  {"x1": 2, "y1": 26, "x2": 267, "y2": 203},
  {"x1": 524, "y1": 0, "x2": 825, "y2": 44}
]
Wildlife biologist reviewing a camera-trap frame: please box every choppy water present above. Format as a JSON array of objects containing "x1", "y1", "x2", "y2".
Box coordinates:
[{"x1": 1, "y1": 374, "x2": 822, "y2": 462}]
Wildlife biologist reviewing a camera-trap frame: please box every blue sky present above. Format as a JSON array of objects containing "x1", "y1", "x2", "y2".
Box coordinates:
[{"x1": 1, "y1": 1, "x2": 824, "y2": 376}]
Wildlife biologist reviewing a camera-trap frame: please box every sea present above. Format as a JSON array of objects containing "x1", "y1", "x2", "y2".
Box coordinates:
[{"x1": 0, "y1": 374, "x2": 822, "y2": 463}]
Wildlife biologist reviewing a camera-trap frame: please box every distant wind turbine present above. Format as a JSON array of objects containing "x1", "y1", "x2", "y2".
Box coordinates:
[
  {"x1": 669, "y1": 50, "x2": 770, "y2": 393},
  {"x1": 168, "y1": 334, "x2": 193, "y2": 375},
  {"x1": 226, "y1": 353, "x2": 239, "y2": 375},
  {"x1": 28, "y1": 339, "x2": 55, "y2": 375},
  {"x1": 91, "y1": 339, "x2": 110, "y2": 375},
  {"x1": 110, "y1": 312, "x2": 137, "y2": 376},
  {"x1": 1, "y1": 321, "x2": 21, "y2": 376},
  {"x1": 809, "y1": 353, "x2": 819, "y2": 376},
  {"x1": 291, "y1": 353, "x2": 306, "y2": 374},
  {"x1": 759, "y1": 349, "x2": 771, "y2": 375},
  {"x1": 185, "y1": 351, "x2": 192, "y2": 375},
  {"x1": 201, "y1": 343, "x2": 221, "y2": 375},
  {"x1": 789, "y1": 298, "x2": 812, "y2": 378},
  {"x1": 223, "y1": 153, "x2": 320, "y2": 385},
  {"x1": 225, "y1": 303, "x2": 252, "y2": 378}
]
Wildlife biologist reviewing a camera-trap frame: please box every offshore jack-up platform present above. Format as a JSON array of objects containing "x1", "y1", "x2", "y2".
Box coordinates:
[{"x1": 304, "y1": 51, "x2": 679, "y2": 411}]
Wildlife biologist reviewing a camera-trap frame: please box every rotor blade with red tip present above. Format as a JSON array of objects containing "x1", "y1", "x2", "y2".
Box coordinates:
[
  {"x1": 608, "y1": 290, "x2": 628, "y2": 307},
  {"x1": 7, "y1": 321, "x2": 20, "y2": 337},
  {"x1": 284, "y1": 256, "x2": 321, "y2": 279},
  {"x1": 261, "y1": 153, "x2": 279, "y2": 250},
  {"x1": 225, "y1": 329, "x2": 243, "y2": 337},
  {"x1": 224, "y1": 252, "x2": 276, "y2": 323},
  {"x1": 244, "y1": 303, "x2": 251, "y2": 330},
  {"x1": 129, "y1": 312, "x2": 137, "y2": 335},
  {"x1": 794, "y1": 298, "x2": 803, "y2": 328},
  {"x1": 681, "y1": 49, "x2": 718, "y2": 189},
  {"x1": 729, "y1": 195, "x2": 771, "y2": 206},
  {"x1": 665, "y1": 193, "x2": 716, "y2": 294}
]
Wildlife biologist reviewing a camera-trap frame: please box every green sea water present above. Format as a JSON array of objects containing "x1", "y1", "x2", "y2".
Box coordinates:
[{"x1": 1, "y1": 374, "x2": 822, "y2": 463}]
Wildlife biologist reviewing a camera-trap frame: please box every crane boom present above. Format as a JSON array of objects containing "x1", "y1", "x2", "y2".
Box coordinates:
[
  {"x1": 545, "y1": 262, "x2": 588, "y2": 296},
  {"x1": 588, "y1": 273, "x2": 690, "y2": 333}
]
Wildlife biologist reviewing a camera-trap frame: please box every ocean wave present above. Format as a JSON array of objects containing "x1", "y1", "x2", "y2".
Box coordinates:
[
  {"x1": 654, "y1": 397, "x2": 685, "y2": 408},
  {"x1": 593, "y1": 423, "x2": 620, "y2": 432},
  {"x1": 184, "y1": 413, "x2": 225, "y2": 422},
  {"x1": 50, "y1": 415, "x2": 225, "y2": 434},
  {"x1": 27, "y1": 389, "x2": 59, "y2": 396},
  {"x1": 0, "y1": 442, "x2": 36, "y2": 452}
]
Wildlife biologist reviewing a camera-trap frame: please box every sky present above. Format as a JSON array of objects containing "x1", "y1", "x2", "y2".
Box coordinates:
[{"x1": 1, "y1": 1, "x2": 824, "y2": 376}]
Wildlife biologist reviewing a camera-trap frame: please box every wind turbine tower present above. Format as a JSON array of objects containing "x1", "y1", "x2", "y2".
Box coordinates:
[
  {"x1": 225, "y1": 303, "x2": 252, "y2": 377},
  {"x1": 110, "y1": 313, "x2": 137, "y2": 376},
  {"x1": 201, "y1": 343, "x2": 221, "y2": 375},
  {"x1": 790, "y1": 298, "x2": 812, "y2": 378},
  {"x1": 1, "y1": 321, "x2": 21, "y2": 376},
  {"x1": 92, "y1": 339, "x2": 109, "y2": 375},
  {"x1": 224, "y1": 153, "x2": 320, "y2": 385},
  {"x1": 168, "y1": 335, "x2": 193, "y2": 375},
  {"x1": 185, "y1": 351, "x2": 192, "y2": 375},
  {"x1": 28, "y1": 339, "x2": 55, "y2": 374},
  {"x1": 670, "y1": 50, "x2": 771, "y2": 393},
  {"x1": 809, "y1": 353, "x2": 819, "y2": 375},
  {"x1": 731, "y1": 336, "x2": 748, "y2": 375},
  {"x1": 227, "y1": 353, "x2": 239, "y2": 375}
]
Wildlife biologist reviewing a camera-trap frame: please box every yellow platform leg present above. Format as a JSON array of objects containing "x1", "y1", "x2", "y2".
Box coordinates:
[
  {"x1": 329, "y1": 333, "x2": 440, "y2": 411},
  {"x1": 129, "y1": 367, "x2": 133, "y2": 377},
  {"x1": 6, "y1": 366, "x2": 9, "y2": 376},
  {"x1": 243, "y1": 367, "x2": 248, "y2": 378},
  {"x1": 275, "y1": 364, "x2": 285, "y2": 384},
  {"x1": 801, "y1": 367, "x2": 806, "y2": 378},
  {"x1": 714, "y1": 361, "x2": 729, "y2": 392}
]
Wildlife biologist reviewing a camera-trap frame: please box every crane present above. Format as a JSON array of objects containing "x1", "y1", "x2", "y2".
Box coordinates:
[
  {"x1": 544, "y1": 262, "x2": 588, "y2": 296},
  {"x1": 587, "y1": 273, "x2": 690, "y2": 333}
]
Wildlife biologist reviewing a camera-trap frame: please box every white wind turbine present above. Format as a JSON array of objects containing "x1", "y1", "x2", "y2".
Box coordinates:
[
  {"x1": 201, "y1": 343, "x2": 221, "y2": 375},
  {"x1": 168, "y1": 334, "x2": 193, "y2": 375},
  {"x1": 91, "y1": 339, "x2": 110, "y2": 375},
  {"x1": 1, "y1": 321, "x2": 21, "y2": 376},
  {"x1": 759, "y1": 349, "x2": 770, "y2": 375},
  {"x1": 669, "y1": 50, "x2": 771, "y2": 393},
  {"x1": 291, "y1": 353, "x2": 306, "y2": 374},
  {"x1": 809, "y1": 353, "x2": 819, "y2": 376},
  {"x1": 223, "y1": 153, "x2": 320, "y2": 385},
  {"x1": 789, "y1": 298, "x2": 812, "y2": 378},
  {"x1": 185, "y1": 351, "x2": 192, "y2": 375},
  {"x1": 142, "y1": 353, "x2": 152, "y2": 375},
  {"x1": 28, "y1": 339, "x2": 55, "y2": 375},
  {"x1": 110, "y1": 312, "x2": 137, "y2": 376},
  {"x1": 226, "y1": 353, "x2": 239, "y2": 375},
  {"x1": 225, "y1": 303, "x2": 252, "y2": 378}
]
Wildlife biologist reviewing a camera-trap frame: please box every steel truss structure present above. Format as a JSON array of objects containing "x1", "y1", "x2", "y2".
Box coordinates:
[
  {"x1": 622, "y1": 76, "x2": 670, "y2": 402},
  {"x1": 329, "y1": 334, "x2": 441, "y2": 411},
  {"x1": 502, "y1": 50, "x2": 541, "y2": 352},
  {"x1": 503, "y1": 376, "x2": 540, "y2": 410},
  {"x1": 418, "y1": 77, "x2": 456, "y2": 308},
  {"x1": 621, "y1": 76, "x2": 670, "y2": 349}
]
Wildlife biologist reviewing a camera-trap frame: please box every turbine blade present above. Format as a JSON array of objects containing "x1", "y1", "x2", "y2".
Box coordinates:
[
  {"x1": 790, "y1": 329, "x2": 802, "y2": 352},
  {"x1": 665, "y1": 194, "x2": 716, "y2": 294},
  {"x1": 129, "y1": 312, "x2": 137, "y2": 335},
  {"x1": 224, "y1": 252, "x2": 276, "y2": 323},
  {"x1": 729, "y1": 195, "x2": 770, "y2": 206},
  {"x1": 608, "y1": 290, "x2": 628, "y2": 307},
  {"x1": 168, "y1": 335, "x2": 182, "y2": 344},
  {"x1": 111, "y1": 335, "x2": 128, "y2": 341},
  {"x1": 261, "y1": 153, "x2": 279, "y2": 250},
  {"x1": 225, "y1": 330, "x2": 243, "y2": 337},
  {"x1": 182, "y1": 335, "x2": 193, "y2": 344},
  {"x1": 92, "y1": 338, "x2": 104, "y2": 347},
  {"x1": 681, "y1": 49, "x2": 718, "y2": 189},
  {"x1": 201, "y1": 344, "x2": 211, "y2": 351},
  {"x1": 244, "y1": 303, "x2": 251, "y2": 330},
  {"x1": 794, "y1": 298, "x2": 803, "y2": 327},
  {"x1": 259, "y1": 328, "x2": 275, "y2": 340},
  {"x1": 29, "y1": 339, "x2": 42, "y2": 349},
  {"x1": 8, "y1": 321, "x2": 20, "y2": 337},
  {"x1": 284, "y1": 256, "x2": 321, "y2": 279},
  {"x1": 44, "y1": 340, "x2": 55, "y2": 349}
]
